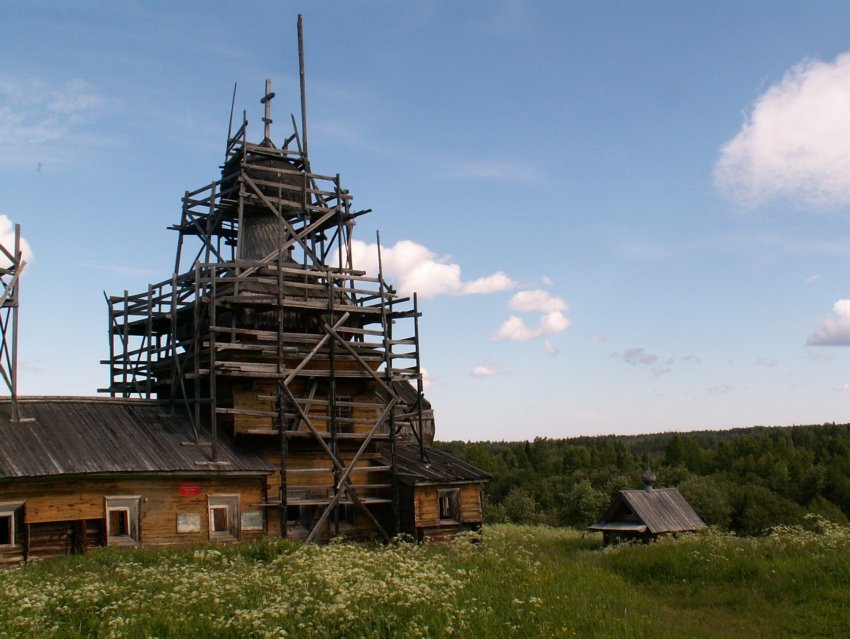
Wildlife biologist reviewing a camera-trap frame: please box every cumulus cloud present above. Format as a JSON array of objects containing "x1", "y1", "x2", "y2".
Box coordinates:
[
  {"x1": 0, "y1": 215, "x2": 33, "y2": 271},
  {"x1": 493, "y1": 311, "x2": 570, "y2": 341},
  {"x1": 344, "y1": 239, "x2": 515, "y2": 299},
  {"x1": 508, "y1": 289, "x2": 568, "y2": 313},
  {"x1": 807, "y1": 299, "x2": 850, "y2": 346},
  {"x1": 715, "y1": 51, "x2": 850, "y2": 208},
  {"x1": 494, "y1": 289, "x2": 571, "y2": 342},
  {"x1": 470, "y1": 361, "x2": 510, "y2": 377}
]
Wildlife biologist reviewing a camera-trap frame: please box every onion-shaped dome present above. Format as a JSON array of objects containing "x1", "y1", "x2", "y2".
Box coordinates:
[{"x1": 640, "y1": 467, "x2": 657, "y2": 491}]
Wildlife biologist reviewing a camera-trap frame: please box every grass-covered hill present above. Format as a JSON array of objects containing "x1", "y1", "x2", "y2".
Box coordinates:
[
  {"x1": 436, "y1": 422, "x2": 850, "y2": 534},
  {"x1": 1, "y1": 523, "x2": 848, "y2": 638}
]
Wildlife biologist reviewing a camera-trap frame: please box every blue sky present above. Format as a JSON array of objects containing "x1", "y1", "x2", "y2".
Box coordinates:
[{"x1": 4, "y1": 1, "x2": 850, "y2": 441}]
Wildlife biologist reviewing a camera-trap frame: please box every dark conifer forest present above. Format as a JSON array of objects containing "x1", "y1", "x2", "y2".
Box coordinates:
[{"x1": 437, "y1": 423, "x2": 850, "y2": 535}]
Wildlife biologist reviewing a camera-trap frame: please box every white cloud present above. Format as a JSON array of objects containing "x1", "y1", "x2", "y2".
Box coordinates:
[
  {"x1": 493, "y1": 311, "x2": 570, "y2": 341},
  {"x1": 805, "y1": 274, "x2": 820, "y2": 284},
  {"x1": 591, "y1": 334, "x2": 608, "y2": 344},
  {"x1": 540, "y1": 311, "x2": 570, "y2": 334},
  {"x1": 544, "y1": 340, "x2": 559, "y2": 356},
  {"x1": 541, "y1": 275, "x2": 553, "y2": 286},
  {"x1": 345, "y1": 239, "x2": 515, "y2": 299},
  {"x1": 0, "y1": 215, "x2": 33, "y2": 271},
  {"x1": 508, "y1": 289, "x2": 568, "y2": 313},
  {"x1": 421, "y1": 367, "x2": 435, "y2": 390},
  {"x1": 807, "y1": 299, "x2": 850, "y2": 346},
  {"x1": 496, "y1": 290, "x2": 571, "y2": 343},
  {"x1": 470, "y1": 360, "x2": 510, "y2": 377},
  {"x1": 715, "y1": 51, "x2": 850, "y2": 208}
]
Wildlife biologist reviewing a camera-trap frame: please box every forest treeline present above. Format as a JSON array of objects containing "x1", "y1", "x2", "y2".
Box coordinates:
[{"x1": 436, "y1": 423, "x2": 850, "y2": 535}]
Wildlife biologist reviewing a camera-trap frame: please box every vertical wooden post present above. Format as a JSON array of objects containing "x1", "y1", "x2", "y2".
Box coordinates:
[
  {"x1": 193, "y1": 265, "x2": 202, "y2": 437},
  {"x1": 209, "y1": 268, "x2": 218, "y2": 461},
  {"x1": 377, "y1": 232, "x2": 400, "y2": 536},
  {"x1": 8, "y1": 224, "x2": 20, "y2": 422},
  {"x1": 413, "y1": 292, "x2": 426, "y2": 461},
  {"x1": 328, "y1": 273, "x2": 339, "y2": 537},
  {"x1": 277, "y1": 211, "x2": 288, "y2": 538},
  {"x1": 105, "y1": 292, "x2": 115, "y2": 398},
  {"x1": 298, "y1": 14, "x2": 308, "y2": 163},
  {"x1": 122, "y1": 290, "x2": 129, "y2": 394},
  {"x1": 145, "y1": 284, "x2": 153, "y2": 398}
]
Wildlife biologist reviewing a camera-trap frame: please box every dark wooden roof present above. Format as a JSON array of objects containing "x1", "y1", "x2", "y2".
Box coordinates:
[
  {"x1": 589, "y1": 487, "x2": 705, "y2": 535},
  {"x1": 0, "y1": 397, "x2": 273, "y2": 479},
  {"x1": 383, "y1": 443, "x2": 491, "y2": 486}
]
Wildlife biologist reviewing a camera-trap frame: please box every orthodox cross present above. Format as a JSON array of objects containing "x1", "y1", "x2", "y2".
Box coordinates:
[{"x1": 260, "y1": 79, "x2": 276, "y2": 142}]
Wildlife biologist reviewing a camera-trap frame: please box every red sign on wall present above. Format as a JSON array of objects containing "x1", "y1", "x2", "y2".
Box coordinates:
[{"x1": 179, "y1": 483, "x2": 201, "y2": 496}]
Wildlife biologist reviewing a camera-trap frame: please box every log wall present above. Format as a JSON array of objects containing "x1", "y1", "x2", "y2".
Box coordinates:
[
  {"x1": 0, "y1": 475, "x2": 267, "y2": 559},
  {"x1": 410, "y1": 483, "x2": 484, "y2": 539}
]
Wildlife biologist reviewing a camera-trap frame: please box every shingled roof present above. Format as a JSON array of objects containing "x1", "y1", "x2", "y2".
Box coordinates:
[
  {"x1": 0, "y1": 397, "x2": 273, "y2": 478},
  {"x1": 589, "y1": 487, "x2": 705, "y2": 535},
  {"x1": 383, "y1": 443, "x2": 491, "y2": 486}
]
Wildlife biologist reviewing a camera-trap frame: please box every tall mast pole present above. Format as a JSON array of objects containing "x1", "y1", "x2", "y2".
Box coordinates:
[{"x1": 298, "y1": 14, "x2": 309, "y2": 164}]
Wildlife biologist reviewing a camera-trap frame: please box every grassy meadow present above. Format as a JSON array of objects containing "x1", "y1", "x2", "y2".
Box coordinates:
[{"x1": 1, "y1": 520, "x2": 848, "y2": 638}]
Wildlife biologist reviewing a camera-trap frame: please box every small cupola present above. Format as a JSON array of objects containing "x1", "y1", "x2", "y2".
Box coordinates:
[{"x1": 640, "y1": 466, "x2": 656, "y2": 492}]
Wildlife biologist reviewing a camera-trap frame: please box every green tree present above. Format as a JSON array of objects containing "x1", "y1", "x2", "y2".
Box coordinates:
[
  {"x1": 730, "y1": 484, "x2": 806, "y2": 535},
  {"x1": 558, "y1": 479, "x2": 608, "y2": 528},
  {"x1": 679, "y1": 475, "x2": 732, "y2": 529},
  {"x1": 503, "y1": 487, "x2": 540, "y2": 525}
]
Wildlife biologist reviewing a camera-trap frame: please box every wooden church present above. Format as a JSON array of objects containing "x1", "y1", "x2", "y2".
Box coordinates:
[
  {"x1": 588, "y1": 468, "x2": 705, "y2": 544},
  {"x1": 0, "y1": 17, "x2": 489, "y2": 564}
]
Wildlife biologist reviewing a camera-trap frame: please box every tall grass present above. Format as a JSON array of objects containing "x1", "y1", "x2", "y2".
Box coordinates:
[{"x1": 0, "y1": 520, "x2": 848, "y2": 638}]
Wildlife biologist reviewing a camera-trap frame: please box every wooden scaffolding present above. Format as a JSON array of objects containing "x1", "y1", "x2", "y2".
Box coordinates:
[
  {"x1": 0, "y1": 223, "x2": 25, "y2": 423},
  {"x1": 101, "y1": 17, "x2": 427, "y2": 542}
]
